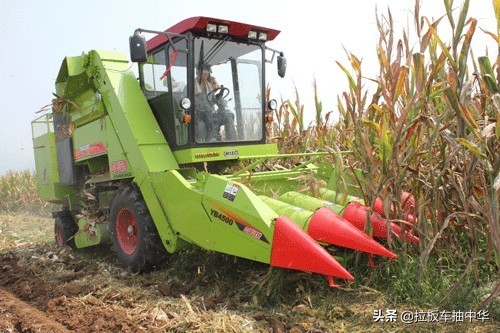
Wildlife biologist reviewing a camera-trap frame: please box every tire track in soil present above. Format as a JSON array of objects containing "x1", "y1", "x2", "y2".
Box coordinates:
[
  {"x1": 0, "y1": 252, "x2": 66, "y2": 310},
  {"x1": 0, "y1": 251, "x2": 162, "y2": 332},
  {"x1": 0, "y1": 289, "x2": 70, "y2": 333}
]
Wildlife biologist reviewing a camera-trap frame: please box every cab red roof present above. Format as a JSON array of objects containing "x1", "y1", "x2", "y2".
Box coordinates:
[{"x1": 146, "y1": 16, "x2": 280, "y2": 52}]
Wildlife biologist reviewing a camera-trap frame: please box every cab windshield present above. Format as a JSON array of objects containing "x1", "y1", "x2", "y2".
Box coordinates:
[{"x1": 193, "y1": 37, "x2": 263, "y2": 143}]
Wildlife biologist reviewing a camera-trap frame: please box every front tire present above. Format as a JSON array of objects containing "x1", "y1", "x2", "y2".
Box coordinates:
[{"x1": 108, "y1": 184, "x2": 168, "y2": 272}]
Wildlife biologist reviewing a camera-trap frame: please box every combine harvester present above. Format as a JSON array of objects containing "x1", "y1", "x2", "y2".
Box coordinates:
[{"x1": 32, "y1": 17, "x2": 417, "y2": 287}]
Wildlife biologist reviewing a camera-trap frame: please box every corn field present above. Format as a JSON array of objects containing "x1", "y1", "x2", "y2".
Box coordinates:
[
  {"x1": 270, "y1": 0, "x2": 499, "y2": 307},
  {"x1": 0, "y1": 0, "x2": 497, "y2": 311},
  {"x1": 0, "y1": 170, "x2": 47, "y2": 212}
]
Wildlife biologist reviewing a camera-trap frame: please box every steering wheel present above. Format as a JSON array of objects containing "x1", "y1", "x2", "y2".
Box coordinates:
[{"x1": 207, "y1": 86, "x2": 230, "y2": 103}]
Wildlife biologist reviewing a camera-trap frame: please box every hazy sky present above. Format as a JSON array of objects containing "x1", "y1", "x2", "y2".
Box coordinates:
[{"x1": 0, "y1": 0, "x2": 495, "y2": 175}]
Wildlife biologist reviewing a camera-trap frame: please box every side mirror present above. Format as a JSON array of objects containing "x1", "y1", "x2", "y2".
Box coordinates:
[
  {"x1": 129, "y1": 31, "x2": 147, "y2": 63},
  {"x1": 277, "y1": 53, "x2": 287, "y2": 78}
]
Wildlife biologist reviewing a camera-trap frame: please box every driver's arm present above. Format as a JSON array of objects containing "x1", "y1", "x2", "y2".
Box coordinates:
[{"x1": 210, "y1": 76, "x2": 220, "y2": 89}]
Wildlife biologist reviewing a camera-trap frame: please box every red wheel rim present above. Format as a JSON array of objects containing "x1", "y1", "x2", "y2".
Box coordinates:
[
  {"x1": 55, "y1": 224, "x2": 63, "y2": 246},
  {"x1": 116, "y1": 208, "x2": 138, "y2": 255}
]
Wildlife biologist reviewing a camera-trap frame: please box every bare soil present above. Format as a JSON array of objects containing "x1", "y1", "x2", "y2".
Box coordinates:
[{"x1": 0, "y1": 212, "x2": 496, "y2": 332}]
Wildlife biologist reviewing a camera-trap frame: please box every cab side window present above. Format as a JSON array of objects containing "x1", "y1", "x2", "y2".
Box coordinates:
[
  {"x1": 168, "y1": 51, "x2": 187, "y2": 104},
  {"x1": 166, "y1": 41, "x2": 189, "y2": 146},
  {"x1": 143, "y1": 49, "x2": 168, "y2": 95}
]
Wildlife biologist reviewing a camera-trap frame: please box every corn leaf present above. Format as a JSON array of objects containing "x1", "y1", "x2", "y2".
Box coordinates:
[
  {"x1": 456, "y1": 138, "x2": 487, "y2": 159},
  {"x1": 484, "y1": 74, "x2": 499, "y2": 94},
  {"x1": 420, "y1": 16, "x2": 444, "y2": 53},
  {"x1": 444, "y1": 0, "x2": 454, "y2": 30},
  {"x1": 478, "y1": 56, "x2": 494, "y2": 76},
  {"x1": 370, "y1": 103, "x2": 387, "y2": 117},
  {"x1": 444, "y1": 87, "x2": 481, "y2": 140},
  {"x1": 494, "y1": 94, "x2": 500, "y2": 139},
  {"x1": 428, "y1": 81, "x2": 450, "y2": 100},
  {"x1": 458, "y1": 18, "x2": 476, "y2": 85},
  {"x1": 350, "y1": 53, "x2": 362, "y2": 74},
  {"x1": 494, "y1": 0, "x2": 500, "y2": 36},
  {"x1": 424, "y1": 17, "x2": 459, "y2": 73},
  {"x1": 336, "y1": 61, "x2": 357, "y2": 92},
  {"x1": 361, "y1": 119, "x2": 381, "y2": 133},
  {"x1": 453, "y1": 0, "x2": 470, "y2": 49},
  {"x1": 379, "y1": 119, "x2": 393, "y2": 174},
  {"x1": 393, "y1": 66, "x2": 409, "y2": 103},
  {"x1": 413, "y1": 53, "x2": 426, "y2": 92},
  {"x1": 478, "y1": 57, "x2": 499, "y2": 94}
]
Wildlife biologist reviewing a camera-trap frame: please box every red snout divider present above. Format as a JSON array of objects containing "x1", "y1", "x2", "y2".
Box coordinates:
[
  {"x1": 308, "y1": 207, "x2": 397, "y2": 258},
  {"x1": 342, "y1": 202, "x2": 419, "y2": 244},
  {"x1": 270, "y1": 216, "x2": 354, "y2": 282},
  {"x1": 373, "y1": 193, "x2": 416, "y2": 223}
]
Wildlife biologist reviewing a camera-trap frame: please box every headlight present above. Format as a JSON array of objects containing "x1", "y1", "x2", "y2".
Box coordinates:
[
  {"x1": 248, "y1": 31, "x2": 257, "y2": 39},
  {"x1": 267, "y1": 99, "x2": 277, "y2": 111},
  {"x1": 218, "y1": 25, "x2": 228, "y2": 34},
  {"x1": 180, "y1": 97, "x2": 191, "y2": 110},
  {"x1": 258, "y1": 32, "x2": 268, "y2": 41},
  {"x1": 206, "y1": 24, "x2": 217, "y2": 33}
]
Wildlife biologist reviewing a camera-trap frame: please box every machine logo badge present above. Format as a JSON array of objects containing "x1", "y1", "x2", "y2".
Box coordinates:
[
  {"x1": 223, "y1": 183, "x2": 239, "y2": 201},
  {"x1": 223, "y1": 148, "x2": 239, "y2": 159}
]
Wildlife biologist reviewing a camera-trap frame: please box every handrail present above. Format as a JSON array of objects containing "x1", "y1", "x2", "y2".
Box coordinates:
[{"x1": 230, "y1": 151, "x2": 351, "y2": 177}]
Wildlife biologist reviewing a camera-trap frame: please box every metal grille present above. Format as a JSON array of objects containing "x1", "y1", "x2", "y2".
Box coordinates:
[{"x1": 31, "y1": 113, "x2": 54, "y2": 139}]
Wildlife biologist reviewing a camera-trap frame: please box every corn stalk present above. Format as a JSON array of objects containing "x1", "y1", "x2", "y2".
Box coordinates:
[{"x1": 334, "y1": 0, "x2": 499, "y2": 281}]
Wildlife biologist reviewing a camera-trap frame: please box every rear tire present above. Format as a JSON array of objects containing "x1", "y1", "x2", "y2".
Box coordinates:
[
  {"x1": 108, "y1": 184, "x2": 168, "y2": 272},
  {"x1": 54, "y1": 211, "x2": 78, "y2": 248}
]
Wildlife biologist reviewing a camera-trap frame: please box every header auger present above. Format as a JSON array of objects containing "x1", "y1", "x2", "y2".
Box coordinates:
[{"x1": 32, "y1": 16, "x2": 417, "y2": 287}]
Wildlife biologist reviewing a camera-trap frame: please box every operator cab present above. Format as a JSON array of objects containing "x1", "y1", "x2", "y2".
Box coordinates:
[{"x1": 129, "y1": 17, "x2": 286, "y2": 159}]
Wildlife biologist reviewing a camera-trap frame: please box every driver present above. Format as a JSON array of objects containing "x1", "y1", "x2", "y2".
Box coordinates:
[
  {"x1": 195, "y1": 63, "x2": 220, "y2": 96},
  {"x1": 195, "y1": 64, "x2": 236, "y2": 142}
]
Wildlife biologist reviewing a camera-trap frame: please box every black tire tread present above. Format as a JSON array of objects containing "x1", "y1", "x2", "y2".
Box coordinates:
[
  {"x1": 54, "y1": 210, "x2": 78, "y2": 248},
  {"x1": 108, "y1": 184, "x2": 168, "y2": 272}
]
